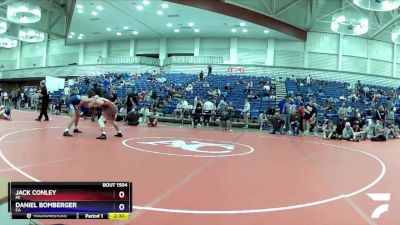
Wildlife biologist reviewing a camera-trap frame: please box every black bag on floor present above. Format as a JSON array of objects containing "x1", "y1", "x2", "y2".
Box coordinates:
[{"x1": 371, "y1": 135, "x2": 387, "y2": 142}]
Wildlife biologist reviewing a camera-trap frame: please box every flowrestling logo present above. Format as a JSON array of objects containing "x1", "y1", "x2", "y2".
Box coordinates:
[{"x1": 122, "y1": 137, "x2": 255, "y2": 157}]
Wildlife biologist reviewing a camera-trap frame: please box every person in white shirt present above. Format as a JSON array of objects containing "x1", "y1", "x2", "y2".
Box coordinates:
[
  {"x1": 242, "y1": 99, "x2": 251, "y2": 128},
  {"x1": 186, "y1": 84, "x2": 193, "y2": 93},
  {"x1": 203, "y1": 98, "x2": 216, "y2": 127},
  {"x1": 139, "y1": 105, "x2": 150, "y2": 124},
  {"x1": 63, "y1": 86, "x2": 71, "y2": 102},
  {"x1": 306, "y1": 75, "x2": 311, "y2": 84}
]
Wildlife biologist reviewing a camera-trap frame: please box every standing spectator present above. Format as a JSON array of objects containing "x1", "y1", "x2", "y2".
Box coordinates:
[
  {"x1": 375, "y1": 105, "x2": 386, "y2": 125},
  {"x1": 63, "y1": 85, "x2": 71, "y2": 102},
  {"x1": 199, "y1": 71, "x2": 205, "y2": 81},
  {"x1": 35, "y1": 81, "x2": 49, "y2": 121},
  {"x1": 207, "y1": 64, "x2": 212, "y2": 76},
  {"x1": 110, "y1": 90, "x2": 119, "y2": 106},
  {"x1": 220, "y1": 102, "x2": 235, "y2": 131},
  {"x1": 306, "y1": 75, "x2": 311, "y2": 85},
  {"x1": 192, "y1": 98, "x2": 203, "y2": 128},
  {"x1": 11, "y1": 89, "x2": 18, "y2": 109},
  {"x1": 125, "y1": 89, "x2": 136, "y2": 113},
  {"x1": 337, "y1": 103, "x2": 347, "y2": 120},
  {"x1": 242, "y1": 99, "x2": 251, "y2": 128}
]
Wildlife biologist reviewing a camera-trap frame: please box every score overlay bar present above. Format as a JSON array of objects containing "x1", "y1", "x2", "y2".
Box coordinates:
[{"x1": 9, "y1": 182, "x2": 132, "y2": 220}]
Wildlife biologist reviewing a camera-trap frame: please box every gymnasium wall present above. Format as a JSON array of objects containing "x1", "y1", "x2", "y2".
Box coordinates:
[{"x1": 0, "y1": 31, "x2": 399, "y2": 80}]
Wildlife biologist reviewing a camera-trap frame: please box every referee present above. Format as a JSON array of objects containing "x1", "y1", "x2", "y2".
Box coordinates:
[{"x1": 35, "y1": 81, "x2": 49, "y2": 121}]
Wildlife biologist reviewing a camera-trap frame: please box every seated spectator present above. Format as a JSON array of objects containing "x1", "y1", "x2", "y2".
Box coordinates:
[
  {"x1": 139, "y1": 105, "x2": 150, "y2": 124},
  {"x1": 335, "y1": 119, "x2": 345, "y2": 140},
  {"x1": 148, "y1": 106, "x2": 159, "y2": 127},
  {"x1": 271, "y1": 112, "x2": 284, "y2": 135},
  {"x1": 322, "y1": 119, "x2": 336, "y2": 139},
  {"x1": 203, "y1": 98, "x2": 216, "y2": 127},
  {"x1": 343, "y1": 122, "x2": 359, "y2": 142},
  {"x1": 126, "y1": 109, "x2": 140, "y2": 126},
  {"x1": 258, "y1": 111, "x2": 268, "y2": 130},
  {"x1": 185, "y1": 83, "x2": 193, "y2": 93},
  {"x1": 289, "y1": 110, "x2": 300, "y2": 135},
  {"x1": 372, "y1": 120, "x2": 388, "y2": 141}
]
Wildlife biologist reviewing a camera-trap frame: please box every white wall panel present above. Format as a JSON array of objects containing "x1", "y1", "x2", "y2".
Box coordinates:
[
  {"x1": 306, "y1": 32, "x2": 339, "y2": 54},
  {"x1": 342, "y1": 36, "x2": 367, "y2": 58},
  {"x1": 167, "y1": 38, "x2": 194, "y2": 53},
  {"x1": 83, "y1": 42, "x2": 102, "y2": 65},
  {"x1": 368, "y1": 40, "x2": 392, "y2": 61},
  {"x1": 0, "y1": 48, "x2": 18, "y2": 70},
  {"x1": 342, "y1": 56, "x2": 368, "y2": 74},
  {"x1": 370, "y1": 59, "x2": 392, "y2": 76},
  {"x1": 136, "y1": 39, "x2": 160, "y2": 54},
  {"x1": 200, "y1": 38, "x2": 230, "y2": 63},
  {"x1": 275, "y1": 40, "x2": 305, "y2": 51},
  {"x1": 237, "y1": 38, "x2": 267, "y2": 65},
  {"x1": 47, "y1": 39, "x2": 79, "y2": 66},
  {"x1": 274, "y1": 50, "x2": 303, "y2": 67},
  {"x1": 109, "y1": 40, "x2": 130, "y2": 57},
  {"x1": 308, "y1": 53, "x2": 338, "y2": 70}
]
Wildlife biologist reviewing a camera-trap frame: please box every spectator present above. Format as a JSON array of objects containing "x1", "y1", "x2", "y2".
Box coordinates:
[
  {"x1": 125, "y1": 89, "x2": 137, "y2": 113},
  {"x1": 126, "y1": 108, "x2": 140, "y2": 126},
  {"x1": 343, "y1": 122, "x2": 358, "y2": 141},
  {"x1": 203, "y1": 98, "x2": 216, "y2": 127},
  {"x1": 220, "y1": 102, "x2": 235, "y2": 131},
  {"x1": 289, "y1": 110, "x2": 300, "y2": 135},
  {"x1": 322, "y1": 119, "x2": 336, "y2": 139},
  {"x1": 258, "y1": 111, "x2": 268, "y2": 130},
  {"x1": 207, "y1": 64, "x2": 212, "y2": 76},
  {"x1": 242, "y1": 99, "x2": 251, "y2": 128},
  {"x1": 338, "y1": 103, "x2": 346, "y2": 120},
  {"x1": 271, "y1": 112, "x2": 284, "y2": 134},
  {"x1": 139, "y1": 105, "x2": 150, "y2": 124},
  {"x1": 192, "y1": 98, "x2": 203, "y2": 128}
]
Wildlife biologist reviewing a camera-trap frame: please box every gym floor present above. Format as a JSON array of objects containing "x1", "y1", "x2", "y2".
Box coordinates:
[{"x1": 0, "y1": 110, "x2": 399, "y2": 225}]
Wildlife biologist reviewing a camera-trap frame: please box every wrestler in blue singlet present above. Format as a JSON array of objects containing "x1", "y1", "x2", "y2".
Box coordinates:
[{"x1": 67, "y1": 94, "x2": 82, "y2": 112}]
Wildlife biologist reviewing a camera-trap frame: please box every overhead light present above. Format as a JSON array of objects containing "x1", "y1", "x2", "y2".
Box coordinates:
[
  {"x1": 123, "y1": 26, "x2": 129, "y2": 30},
  {"x1": 136, "y1": 5, "x2": 144, "y2": 11},
  {"x1": 19, "y1": 28, "x2": 45, "y2": 43},
  {"x1": 161, "y1": 3, "x2": 169, "y2": 8},
  {"x1": 96, "y1": 5, "x2": 104, "y2": 11},
  {"x1": 0, "y1": 37, "x2": 18, "y2": 48},
  {"x1": 79, "y1": 34, "x2": 84, "y2": 36},
  {"x1": 116, "y1": 32, "x2": 122, "y2": 36},
  {"x1": 133, "y1": 31, "x2": 139, "y2": 35},
  {"x1": 70, "y1": 32, "x2": 75, "y2": 36},
  {"x1": 7, "y1": 2, "x2": 41, "y2": 24},
  {"x1": 194, "y1": 28, "x2": 200, "y2": 33},
  {"x1": 174, "y1": 29, "x2": 180, "y2": 33},
  {"x1": 143, "y1": 0, "x2": 150, "y2": 5},
  {"x1": 167, "y1": 23, "x2": 173, "y2": 27},
  {"x1": 68, "y1": 35, "x2": 73, "y2": 38},
  {"x1": 0, "y1": 21, "x2": 7, "y2": 34},
  {"x1": 240, "y1": 22, "x2": 246, "y2": 27},
  {"x1": 77, "y1": 9, "x2": 84, "y2": 14},
  {"x1": 188, "y1": 22, "x2": 195, "y2": 27},
  {"x1": 106, "y1": 27, "x2": 112, "y2": 31},
  {"x1": 91, "y1": 11, "x2": 98, "y2": 16},
  {"x1": 264, "y1": 29, "x2": 269, "y2": 33},
  {"x1": 76, "y1": 4, "x2": 83, "y2": 9},
  {"x1": 242, "y1": 28, "x2": 248, "y2": 33},
  {"x1": 392, "y1": 25, "x2": 400, "y2": 44},
  {"x1": 157, "y1": 10, "x2": 163, "y2": 15},
  {"x1": 353, "y1": 0, "x2": 400, "y2": 11},
  {"x1": 78, "y1": 36, "x2": 82, "y2": 39},
  {"x1": 331, "y1": 10, "x2": 369, "y2": 35},
  {"x1": 231, "y1": 28, "x2": 237, "y2": 33}
]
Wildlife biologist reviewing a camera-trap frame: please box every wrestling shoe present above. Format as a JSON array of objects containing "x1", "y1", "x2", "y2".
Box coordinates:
[
  {"x1": 114, "y1": 133, "x2": 123, "y2": 137},
  {"x1": 96, "y1": 134, "x2": 107, "y2": 140},
  {"x1": 63, "y1": 131, "x2": 73, "y2": 137},
  {"x1": 73, "y1": 129, "x2": 82, "y2": 133}
]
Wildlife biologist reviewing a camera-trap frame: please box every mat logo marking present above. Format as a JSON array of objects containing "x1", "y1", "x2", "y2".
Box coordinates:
[
  {"x1": 367, "y1": 193, "x2": 391, "y2": 219},
  {"x1": 138, "y1": 140, "x2": 234, "y2": 154}
]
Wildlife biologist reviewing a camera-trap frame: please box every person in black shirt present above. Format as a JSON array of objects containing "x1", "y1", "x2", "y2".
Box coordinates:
[
  {"x1": 192, "y1": 99, "x2": 203, "y2": 128},
  {"x1": 110, "y1": 90, "x2": 119, "y2": 105},
  {"x1": 126, "y1": 108, "x2": 140, "y2": 126},
  {"x1": 35, "y1": 81, "x2": 49, "y2": 121},
  {"x1": 125, "y1": 90, "x2": 136, "y2": 113}
]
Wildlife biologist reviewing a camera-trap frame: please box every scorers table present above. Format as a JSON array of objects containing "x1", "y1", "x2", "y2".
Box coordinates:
[{"x1": 8, "y1": 182, "x2": 132, "y2": 220}]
